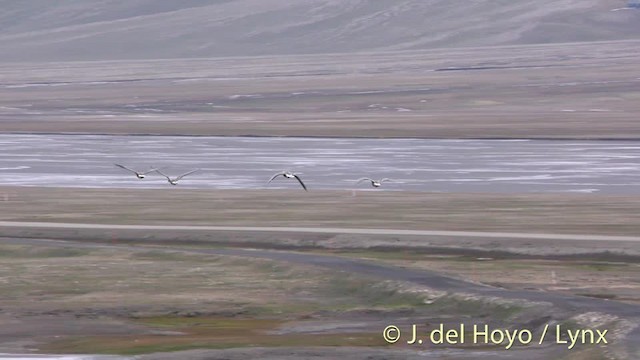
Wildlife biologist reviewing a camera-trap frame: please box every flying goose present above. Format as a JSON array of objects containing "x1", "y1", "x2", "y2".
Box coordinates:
[
  {"x1": 114, "y1": 164, "x2": 159, "y2": 179},
  {"x1": 267, "y1": 171, "x2": 308, "y2": 191},
  {"x1": 356, "y1": 178, "x2": 393, "y2": 188},
  {"x1": 155, "y1": 169, "x2": 199, "y2": 185}
]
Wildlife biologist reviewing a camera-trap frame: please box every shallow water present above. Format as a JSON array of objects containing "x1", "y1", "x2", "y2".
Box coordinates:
[
  {"x1": 0, "y1": 355, "x2": 126, "y2": 360},
  {"x1": 0, "y1": 135, "x2": 639, "y2": 194}
]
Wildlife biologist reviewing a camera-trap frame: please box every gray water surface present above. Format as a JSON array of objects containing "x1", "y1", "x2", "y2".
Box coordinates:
[
  {"x1": 0, "y1": 354, "x2": 127, "y2": 359},
  {"x1": 1, "y1": 135, "x2": 639, "y2": 194}
]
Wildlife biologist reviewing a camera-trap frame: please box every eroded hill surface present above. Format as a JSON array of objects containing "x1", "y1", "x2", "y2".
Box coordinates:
[{"x1": 0, "y1": 0, "x2": 638, "y2": 61}]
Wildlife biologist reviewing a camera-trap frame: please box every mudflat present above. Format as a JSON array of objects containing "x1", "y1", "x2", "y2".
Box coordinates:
[{"x1": 1, "y1": 41, "x2": 639, "y2": 139}]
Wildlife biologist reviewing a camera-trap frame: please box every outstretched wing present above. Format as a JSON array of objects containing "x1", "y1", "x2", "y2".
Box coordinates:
[
  {"x1": 154, "y1": 169, "x2": 171, "y2": 180},
  {"x1": 176, "y1": 169, "x2": 199, "y2": 181},
  {"x1": 293, "y1": 174, "x2": 308, "y2": 191},
  {"x1": 356, "y1": 178, "x2": 374, "y2": 184},
  {"x1": 114, "y1": 163, "x2": 138, "y2": 174},
  {"x1": 380, "y1": 178, "x2": 394, "y2": 183},
  {"x1": 267, "y1": 172, "x2": 285, "y2": 185},
  {"x1": 140, "y1": 166, "x2": 162, "y2": 175}
]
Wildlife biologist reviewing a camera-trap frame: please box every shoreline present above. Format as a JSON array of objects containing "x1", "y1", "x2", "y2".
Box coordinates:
[{"x1": 2, "y1": 132, "x2": 640, "y2": 141}]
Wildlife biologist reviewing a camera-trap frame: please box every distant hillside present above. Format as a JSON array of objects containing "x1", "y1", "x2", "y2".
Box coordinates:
[{"x1": 0, "y1": 0, "x2": 638, "y2": 61}]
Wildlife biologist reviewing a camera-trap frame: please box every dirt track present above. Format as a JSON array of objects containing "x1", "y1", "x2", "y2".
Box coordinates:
[{"x1": 2, "y1": 187, "x2": 639, "y2": 237}]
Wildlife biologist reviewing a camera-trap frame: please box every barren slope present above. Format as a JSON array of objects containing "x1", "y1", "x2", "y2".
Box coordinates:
[{"x1": 0, "y1": 0, "x2": 638, "y2": 61}]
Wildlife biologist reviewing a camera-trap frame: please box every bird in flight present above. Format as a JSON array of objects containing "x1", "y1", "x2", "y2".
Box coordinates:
[
  {"x1": 114, "y1": 164, "x2": 159, "y2": 179},
  {"x1": 155, "y1": 169, "x2": 199, "y2": 185},
  {"x1": 356, "y1": 178, "x2": 393, "y2": 188},
  {"x1": 267, "y1": 171, "x2": 308, "y2": 191}
]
